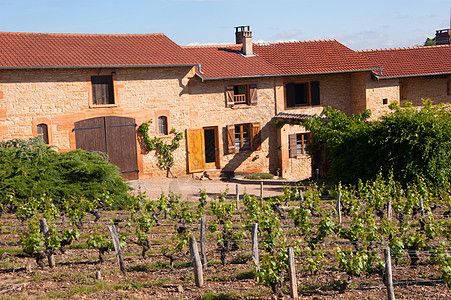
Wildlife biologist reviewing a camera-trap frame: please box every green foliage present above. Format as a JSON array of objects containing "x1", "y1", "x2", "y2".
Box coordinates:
[
  {"x1": 0, "y1": 138, "x2": 130, "y2": 209},
  {"x1": 424, "y1": 37, "x2": 436, "y2": 46},
  {"x1": 138, "y1": 120, "x2": 183, "y2": 173},
  {"x1": 304, "y1": 102, "x2": 451, "y2": 188}
]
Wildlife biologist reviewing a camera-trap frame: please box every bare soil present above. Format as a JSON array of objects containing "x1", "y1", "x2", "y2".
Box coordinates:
[{"x1": 1, "y1": 177, "x2": 450, "y2": 299}]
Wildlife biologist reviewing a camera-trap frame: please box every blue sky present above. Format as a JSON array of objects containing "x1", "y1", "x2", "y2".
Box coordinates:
[{"x1": 1, "y1": 0, "x2": 450, "y2": 50}]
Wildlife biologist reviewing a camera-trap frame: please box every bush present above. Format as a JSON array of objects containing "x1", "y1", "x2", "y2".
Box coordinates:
[
  {"x1": 0, "y1": 138, "x2": 130, "y2": 209},
  {"x1": 304, "y1": 100, "x2": 451, "y2": 188}
]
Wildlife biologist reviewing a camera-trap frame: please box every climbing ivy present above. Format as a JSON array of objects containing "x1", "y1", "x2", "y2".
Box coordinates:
[{"x1": 138, "y1": 120, "x2": 183, "y2": 175}]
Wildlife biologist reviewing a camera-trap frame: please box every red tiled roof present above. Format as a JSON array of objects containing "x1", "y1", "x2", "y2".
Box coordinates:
[
  {"x1": 0, "y1": 32, "x2": 197, "y2": 68},
  {"x1": 359, "y1": 45, "x2": 451, "y2": 78},
  {"x1": 185, "y1": 40, "x2": 378, "y2": 80},
  {"x1": 275, "y1": 111, "x2": 318, "y2": 121},
  {"x1": 183, "y1": 44, "x2": 280, "y2": 79},
  {"x1": 254, "y1": 40, "x2": 377, "y2": 75}
]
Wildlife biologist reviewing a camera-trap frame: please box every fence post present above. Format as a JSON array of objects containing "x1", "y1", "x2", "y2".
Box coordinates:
[
  {"x1": 384, "y1": 247, "x2": 395, "y2": 300},
  {"x1": 108, "y1": 225, "x2": 126, "y2": 276},
  {"x1": 387, "y1": 199, "x2": 392, "y2": 221},
  {"x1": 200, "y1": 216, "x2": 207, "y2": 268},
  {"x1": 299, "y1": 189, "x2": 304, "y2": 207},
  {"x1": 189, "y1": 236, "x2": 204, "y2": 287},
  {"x1": 251, "y1": 223, "x2": 259, "y2": 266},
  {"x1": 236, "y1": 184, "x2": 240, "y2": 209},
  {"x1": 336, "y1": 191, "x2": 342, "y2": 224},
  {"x1": 260, "y1": 182, "x2": 263, "y2": 198},
  {"x1": 288, "y1": 246, "x2": 298, "y2": 299},
  {"x1": 39, "y1": 218, "x2": 55, "y2": 268}
]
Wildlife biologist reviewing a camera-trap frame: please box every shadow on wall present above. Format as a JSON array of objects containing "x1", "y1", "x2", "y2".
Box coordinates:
[{"x1": 221, "y1": 118, "x2": 279, "y2": 176}]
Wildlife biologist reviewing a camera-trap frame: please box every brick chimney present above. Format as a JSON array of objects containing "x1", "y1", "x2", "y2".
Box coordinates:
[
  {"x1": 235, "y1": 26, "x2": 255, "y2": 57},
  {"x1": 436, "y1": 29, "x2": 451, "y2": 45}
]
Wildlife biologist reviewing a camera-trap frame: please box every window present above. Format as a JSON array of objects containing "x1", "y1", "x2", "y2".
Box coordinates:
[
  {"x1": 289, "y1": 133, "x2": 310, "y2": 158},
  {"x1": 448, "y1": 80, "x2": 451, "y2": 95},
  {"x1": 158, "y1": 116, "x2": 168, "y2": 135},
  {"x1": 383, "y1": 98, "x2": 388, "y2": 105},
  {"x1": 226, "y1": 84, "x2": 257, "y2": 106},
  {"x1": 286, "y1": 81, "x2": 320, "y2": 108},
  {"x1": 235, "y1": 124, "x2": 251, "y2": 150},
  {"x1": 91, "y1": 75, "x2": 115, "y2": 105},
  {"x1": 226, "y1": 123, "x2": 261, "y2": 154},
  {"x1": 37, "y1": 124, "x2": 49, "y2": 144},
  {"x1": 400, "y1": 83, "x2": 407, "y2": 101}
]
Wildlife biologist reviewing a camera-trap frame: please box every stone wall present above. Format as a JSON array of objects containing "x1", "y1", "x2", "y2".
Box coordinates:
[
  {"x1": 365, "y1": 76, "x2": 399, "y2": 119},
  {"x1": 399, "y1": 76, "x2": 451, "y2": 107}
]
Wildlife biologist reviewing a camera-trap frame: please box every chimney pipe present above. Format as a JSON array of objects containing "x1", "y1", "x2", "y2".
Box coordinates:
[
  {"x1": 436, "y1": 29, "x2": 451, "y2": 45},
  {"x1": 235, "y1": 26, "x2": 255, "y2": 57}
]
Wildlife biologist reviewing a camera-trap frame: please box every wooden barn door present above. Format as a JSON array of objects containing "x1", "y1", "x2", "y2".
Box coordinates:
[{"x1": 74, "y1": 116, "x2": 139, "y2": 180}]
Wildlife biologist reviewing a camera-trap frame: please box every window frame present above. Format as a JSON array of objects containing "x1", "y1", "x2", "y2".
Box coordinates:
[
  {"x1": 285, "y1": 81, "x2": 320, "y2": 108},
  {"x1": 36, "y1": 123, "x2": 49, "y2": 144},
  {"x1": 90, "y1": 75, "x2": 116, "y2": 107},
  {"x1": 234, "y1": 123, "x2": 251, "y2": 151},
  {"x1": 158, "y1": 116, "x2": 168, "y2": 136},
  {"x1": 289, "y1": 133, "x2": 311, "y2": 158},
  {"x1": 226, "y1": 84, "x2": 257, "y2": 106},
  {"x1": 226, "y1": 122, "x2": 261, "y2": 154}
]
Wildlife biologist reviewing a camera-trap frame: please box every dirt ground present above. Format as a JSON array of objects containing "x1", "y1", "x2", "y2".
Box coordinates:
[
  {"x1": 127, "y1": 176, "x2": 291, "y2": 201},
  {"x1": 1, "y1": 177, "x2": 451, "y2": 299}
]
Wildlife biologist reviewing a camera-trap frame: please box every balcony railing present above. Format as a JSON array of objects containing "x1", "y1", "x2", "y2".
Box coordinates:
[{"x1": 233, "y1": 94, "x2": 247, "y2": 104}]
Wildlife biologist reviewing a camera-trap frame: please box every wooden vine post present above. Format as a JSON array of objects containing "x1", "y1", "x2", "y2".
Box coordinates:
[
  {"x1": 288, "y1": 246, "x2": 298, "y2": 299},
  {"x1": 336, "y1": 191, "x2": 342, "y2": 224},
  {"x1": 384, "y1": 247, "x2": 395, "y2": 300},
  {"x1": 109, "y1": 225, "x2": 126, "y2": 276},
  {"x1": 39, "y1": 218, "x2": 55, "y2": 268},
  {"x1": 189, "y1": 236, "x2": 204, "y2": 287},
  {"x1": 200, "y1": 216, "x2": 208, "y2": 267},
  {"x1": 251, "y1": 223, "x2": 259, "y2": 267},
  {"x1": 299, "y1": 189, "x2": 304, "y2": 207},
  {"x1": 236, "y1": 184, "x2": 240, "y2": 209},
  {"x1": 387, "y1": 199, "x2": 392, "y2": 221}
]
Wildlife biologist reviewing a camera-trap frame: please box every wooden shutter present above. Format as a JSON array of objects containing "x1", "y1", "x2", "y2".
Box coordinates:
[
  {"x1": 226, "y1": 86, "x2": 235, "y2": 106},
  {"x1": 251, "y1": 123, "x2": 261, "y2": 151},
  {"x1": 310, "y1": 81, "x2": 320, "y2": 106},
  {"x1": 289, "y1": 134, "x2": 297, "y2": 158},
  {"x1": 226, "y1": 125, "x2": 236, "y2": 154},
  {"x1": 92, "y1": 76, "x2": 114, "y2": 105},
  {"x1": 286, "y1": 83, "x2": 295, "y2": 108},
  {"x1": 249, "y1": 84, "x2": 258, "y2": 105},
  {"x1": 186, "y1": 129, "x2": 205, "y2": 173},
  {"x1": 400, "y1": 83, "x2": 407, "y2": 100}
]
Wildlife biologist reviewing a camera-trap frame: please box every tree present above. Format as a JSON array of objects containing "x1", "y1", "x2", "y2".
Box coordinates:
[
  {"x1": 424, "y1": 37, "x2": 436, "y2": 46},
  {"x1": 303, "y1": 100, "x2": 451, "y2": 188}
]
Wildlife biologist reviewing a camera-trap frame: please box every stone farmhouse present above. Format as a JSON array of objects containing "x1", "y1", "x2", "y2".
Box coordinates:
[{"x1": 1, "y1": 26, "x2": 451, "y2": 180}]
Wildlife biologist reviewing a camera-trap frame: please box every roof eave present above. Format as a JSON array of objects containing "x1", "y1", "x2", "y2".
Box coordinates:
[
  {"x1": 196, "y1": 68, "x2": 379, "y2": 81},
  {"x1": 373, "y1": 71, "x2": 451, "y2": 80},
  {"x1": 0, "y1": 63, "x2": 200, "y2": 70}
]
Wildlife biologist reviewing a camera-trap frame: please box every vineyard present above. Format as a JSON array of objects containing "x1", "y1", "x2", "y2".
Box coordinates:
[{"x1": 1, "y1": 175, "x2": 451, "y2": 299}]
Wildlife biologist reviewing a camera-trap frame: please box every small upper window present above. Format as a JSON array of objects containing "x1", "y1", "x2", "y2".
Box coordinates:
[
  {"x1": 286, "y1": 81, "x2": 320, "y2": 108},
  {"x1": 91, "y1": 75, "x2": 115, "y2": 105},
  {"x1": 158, "y1": 116, "x2": 168, "y2": 135},
  {"x1": 226, "y1": 84, "x2": 257, "y2": 106},
  {"x1": 37, "y1": 124, "x2": 49, "y2": 144}
]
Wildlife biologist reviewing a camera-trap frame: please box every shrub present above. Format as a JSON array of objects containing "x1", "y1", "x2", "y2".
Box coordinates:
[{"x1": 0, "y1": 138, "x2": 130, "y2": 209}]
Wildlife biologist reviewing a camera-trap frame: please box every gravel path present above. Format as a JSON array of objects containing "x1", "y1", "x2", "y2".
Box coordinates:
[{"x1": 127, "y1": 176, "x2": 294, "y2": 202}]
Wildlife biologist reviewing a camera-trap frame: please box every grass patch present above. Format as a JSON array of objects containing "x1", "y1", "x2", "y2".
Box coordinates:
[
  {"x1": 202, "y1": 291, "x2": 236, "y2": 300},
  {"x1": 236, "y1": 270, "x2": 255, "y2": 280},
  {"x1": 230, "y1": 253, "x2": 252, "y2": 264}
]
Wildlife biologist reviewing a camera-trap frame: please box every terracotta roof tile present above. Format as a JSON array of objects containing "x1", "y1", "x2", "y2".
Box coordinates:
[
  {"x1": 359, "y1": 45, "x2": 451, "y2": 78},
  {"x1": 0, "y1": 32, "x2": 197, "y2": 68},
  {"x1": 185, "y1": 40, "x2": 378, "y2": 79}
]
